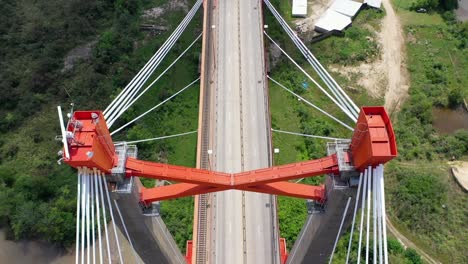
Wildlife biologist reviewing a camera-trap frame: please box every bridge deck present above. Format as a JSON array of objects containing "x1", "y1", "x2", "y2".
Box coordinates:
[{"x1": 205, "y1": 0, "x2": 280, "y2": 263}]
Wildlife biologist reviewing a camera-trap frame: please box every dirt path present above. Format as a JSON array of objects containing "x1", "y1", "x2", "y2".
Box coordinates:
[
  {"x1": 386, "y1": 218, "x2": 441, "y2": 264},
  {"x1": 381, "y1": 0, "x2": 409, "y2": 111}
]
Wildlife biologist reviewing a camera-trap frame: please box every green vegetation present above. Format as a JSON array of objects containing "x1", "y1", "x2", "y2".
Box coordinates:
[
  {"x1": 312, "y1": 9, "x2": 385, "y2": 66},
  {"x1": 385, "y1": 161, "x2": 468, "y2": 263},
  {"x1": 0, "y1": 0, "x2": 200, "y2": 252},
  {"x1": 331, "y1": 231, "x2": 423, "y2": 263},
  {"x1": 269, "y1": 1, "x2": 467, "y2": 262},
  {"x1": 265, "y1": 2, "x2": 384, "y2": 249}
]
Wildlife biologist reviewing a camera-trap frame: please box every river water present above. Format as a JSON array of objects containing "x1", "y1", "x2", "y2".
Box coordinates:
[
  {"x1": 0, "y1": 229, "x2": 74, "y2": 264},
  {"x1": 432, "y1": 106, "x2": 468, "y2": 134}
]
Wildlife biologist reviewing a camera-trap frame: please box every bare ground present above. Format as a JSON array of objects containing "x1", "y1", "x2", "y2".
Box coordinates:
[
  {"x1": 329, "y1": 0, "x2": 409, "y2": 112},
  {"x1": 386, "y1": 218, "x2": 441, "y2": 264},
  {"x1": 380, "y1": 0, "x2": 409, "y2": 111}
]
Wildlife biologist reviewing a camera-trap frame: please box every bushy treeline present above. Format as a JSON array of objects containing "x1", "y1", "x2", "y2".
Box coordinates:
[
  {"x1": 331, "y1": 231, "x2": 423, "y2": 264},
  {"x1": 410, "y1": 0, "x2": 459, "y2": 11},
  {"x1": 395, "y1": 16, "x2": 468, "y2": 160},
  {"x1": 0, "y1": 0, "x2": 149, "y2": 132},
  {"x1": 0, "y1": 0, "x2": 152, "y2": 246}
]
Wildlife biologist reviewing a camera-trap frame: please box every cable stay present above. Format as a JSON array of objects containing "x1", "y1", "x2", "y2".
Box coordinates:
[
  {"x1": 110, "y1": 77, "x2": 200, "y2": 136},
  {"x1": 75, "y1": 170, "x2": 81, "y2": 264},
  {"x1": 107, "y1": 33, "x2": 203, "y2": 128},
  {"x1": 113, "y1": 200, "x2": 140, "y2": 263},
  {"x1": 97, "y1": 170, "x2": 112, "y2": 264},
  {"x1": 357, "y1": 168, "x2": 368, "y2": 264},
  {"x1": 271, "y1": 128, "x2": 347, "y2": 141},
  {"x1": 93, "y1": 171, "x2": 104, "y2": 264},
  {"x1": 263, "y1": 0, "x2": 360, "y2": 118},
  {"x1": 264, "y1": 32, "x2": 358, "y2": 123},
  {"x1": 345, "y1": 172, "x2": 363, "y2": 264},
  {"x1": 104, "y1": 0, "x2": 202, "y2": 121},
  {"x1": 101, "y1": 172, "x2": 124, "y2": 264},
  {"x1": 115, "y1": 130, "x2": 198, "y2": 145},
  {"x1": 104, "y1": 0, "x2": 203, "y2": 125},
  {"x1": 268, "y1": 76, "x2": 354, "y2": 131},
  {"x1": 329, "y1": 197, "x2": 352, "y2": 264}
]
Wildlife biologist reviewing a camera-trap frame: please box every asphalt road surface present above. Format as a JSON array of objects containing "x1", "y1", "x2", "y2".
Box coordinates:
[{"x1": 209, "y1": 0, "x2": 279, "y2": 263}]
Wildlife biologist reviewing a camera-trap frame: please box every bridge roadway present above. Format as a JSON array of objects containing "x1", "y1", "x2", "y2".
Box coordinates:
[{"x1": 204, "y1": 0, "x2": 280, "y2": 263}]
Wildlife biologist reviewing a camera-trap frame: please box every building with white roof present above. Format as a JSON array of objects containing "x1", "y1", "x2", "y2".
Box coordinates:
[
  {"x1": 331, "y1": 0, "x2": 363, "y2": 18},
  {"x1": 365, "y1": 0, "x2": 383, "y2": 9},
  {"x1": 314, "y1": 0, "x2": 382, "y2": 33},
  {"x1": 315, "y1": 10, "x2": 353, "y2": 32},
  {"x1": 292, "y1": 0, "x2": 308, "y2": 17}
]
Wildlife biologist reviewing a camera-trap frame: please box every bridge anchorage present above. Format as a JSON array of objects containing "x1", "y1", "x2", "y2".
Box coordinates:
[{"x1": 58, "y1": 105, "x2": 396, "y2": 262}]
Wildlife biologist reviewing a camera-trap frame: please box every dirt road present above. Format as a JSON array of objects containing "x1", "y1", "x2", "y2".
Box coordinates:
[
  {"x1": 386, "y1": 218, "x2": 441, "y2": 264},
  {"x1": 381, "y1": 0, "x2": 409, "y2": 111}
]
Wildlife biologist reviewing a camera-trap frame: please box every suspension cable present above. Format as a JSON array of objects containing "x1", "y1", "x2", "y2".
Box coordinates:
[
  {"x1": 373, "y1": 167, "x2": 377, "y2": 264},
  {"x1": 75, "y1": 169, "x2": 81, "y2": 264},
  {"x1": 271, "y1": 128, "x2": 347, "y2": 141},
  {"x1": 94, "y1": 170, "x2": 103, "y2": 264},
  {"x1": 345, "y1": 172, "x2": 364, "y2": 264},
  {"x1": 91, "y1": 170, "x2": 96, "y2": 264},
  {"x1": 104, "y1": 0, "x2": 202, "y2": 124},
  {"x1": 111, "y1": 33, "x2": 203, "y2": 126},
  {"x1": 97, "y1": 171, "x2": 111, "y2": 264},
  {"x1": 379, "y1": 164, "x2": 389, "y2": 264},
  {"x1": 264, "y1": 32, "x2": 357, "y2": 123},
  {"x1": 329, "y1": 197, "x2": 352, "y2": 264},
  {"x1": 113, "y1": 200, "x2": 139, "y2": 263},
  {"x1": 357, "y1": 168, "x2": 368, "y2": 264},
  {"x1": 268, "y1": 76, "x2": 354, "y2": 131},
  {"x1": 110, "y1": 77, "x2": 200, "y2": 136},
  {"x1": 263, "y1": 0, "x2": 360, "y2": 117},
  {"x1": 80, "y1": 169, "x2": 86, "y2": 264},
  {"x1": 365, "y1": 166, "x2": 372, "y2": 264},
  {"x1": 86, "y1": 171, "x2": 91, "y2": 264},
  {"x1": 102, "y1": 173, "x2": 123, "y2": 264},
  {"x1": 115, "y1": 130, "x2": 198, "y2": 145}
]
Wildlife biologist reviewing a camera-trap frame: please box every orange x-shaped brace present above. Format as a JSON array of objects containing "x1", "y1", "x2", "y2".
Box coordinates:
[{"x1": 125, "y1": 155, "x2": 339, "y2": 204}]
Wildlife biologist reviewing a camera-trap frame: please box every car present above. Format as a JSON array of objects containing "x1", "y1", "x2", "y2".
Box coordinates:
[{"x1": 416, "y1": 8, "x2": 427, "y2": 13}]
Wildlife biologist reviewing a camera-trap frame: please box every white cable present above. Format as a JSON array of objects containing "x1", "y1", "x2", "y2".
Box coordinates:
[
  {"x1": 94, "y1": 170, "x2": 103, "y2": 264},
  {"x1": 86, "y1": 172, "x2": 90, "y2": 264},
  {"x1": 104, "y1": 0, "x2": 199, "y2": 118},
  {"x1": 114, "y1": 130, "x2": 198, "y2": 145},
  {"x1": 379, "y1": 164, "x2": 389, "y2": 264},
  {"x1": 102, "y1": 173, "x2": 123, "y2": 264},
  {"x1": 113, "y1": 33, "x2": 203, "y2": 124},
  {"x1": 357, "y1": 168, "x2": 368, "y2": 264},
  {"x1": 365, "y1": 166, "x2": 372, "y2": 264},
  {"x1": 264, "y1": 32, "x2": 358, "y2": 123},
  {"x1": 75, "y1": 169, "x2": 82, "y2": 264},
  {"x1": 268, "y1": 76, "x2": 354, "y2": 131},
  {"x1": 91, "y1": 171, "x2": 96, "y2": 264},
  {"x1": 271, "y1": 128, "x2": 348, "y2": 141},
  {"x1": 105, "y1": 0, "x2": 202, "y2": 124},
  {"x1": 97, "y1": 172, "x2": 111, "y2": 264},
  {"x1": 113, "y1": 200, "x2": 139, "y2": 263},
  {"x1": 81, "y1": 169, "x2": 86, "y2": 264},
  {"x1": 329, "y1": 196, "x2": 352, "y2": 264},
  {"x1": 263, "y1": 0, "x2": 352, "y2": 114},
  {"x1": 345, "y1": 172, "x2": 363, "y2": 264},
  {"x1": 110, "y1": 78, "x2": 200, "y2": 136},
  {"x1": 373, "y1": 167, "x2": 377, "y2": 264},
  {"x1": 377, "y1": 166, "x2": 383, "y2": 264},
  {"x1": 263, "y1": 0, "x2": 360, "y2": 116},
  {"x1": 108, "y1": 0, "x2": 202, "y2": 119}
]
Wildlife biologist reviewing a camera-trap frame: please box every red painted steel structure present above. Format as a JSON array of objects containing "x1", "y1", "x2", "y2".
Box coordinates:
[{"x1": 62, "y1": 106, "x2": 397, "y2": 205}]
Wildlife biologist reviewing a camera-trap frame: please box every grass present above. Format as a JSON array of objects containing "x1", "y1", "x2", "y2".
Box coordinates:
[
  {"x1": 122, "y1": 2, "x2": 201, "y2": 253},
  {"x1": 385, "y1": 160, "x2": 468, "y2": 263},
  {"x1": 266, "y1": 6, "x2": 386, "y2": 249}
]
